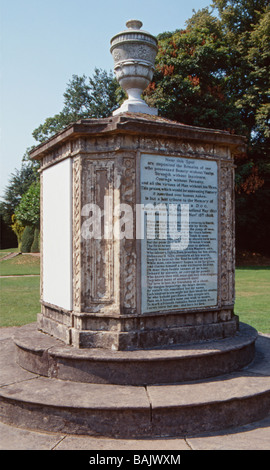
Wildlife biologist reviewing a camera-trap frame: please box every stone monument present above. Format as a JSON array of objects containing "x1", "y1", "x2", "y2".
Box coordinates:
[
  {"x1": 33, "y1": 20, "x2": 242, "y2": 351},
  {"x1": 2, "y1": 20, "x2": 268, "y2": 440}
]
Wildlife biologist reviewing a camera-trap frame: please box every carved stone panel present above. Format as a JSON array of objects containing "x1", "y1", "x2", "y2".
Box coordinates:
[{"x1": 79, "y1": 157, "x2": 119, "y2": 314}]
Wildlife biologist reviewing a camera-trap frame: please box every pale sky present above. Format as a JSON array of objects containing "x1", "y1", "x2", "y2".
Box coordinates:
[{"x1": 0, "y1": 0, "x2": 213, "y2": 198}]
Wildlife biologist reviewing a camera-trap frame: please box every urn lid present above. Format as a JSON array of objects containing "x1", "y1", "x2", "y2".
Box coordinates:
[{"x1": 110, "y1": 19, "x2": 158, "y2": 52}]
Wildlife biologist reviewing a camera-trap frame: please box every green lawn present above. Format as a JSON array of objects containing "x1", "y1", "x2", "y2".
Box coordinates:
[
  {"x1": 0, "y1": 252, "x2": 41, "y2": 326},
  {"x1": 0, "y1": 276, "x2": 40, "y2": 327},
  {"x1": 0, "y1": 248, "x2": 19, "y2": 259},
  {"x1": 234, "y1": 267, "x2": 270, "y2": 334},
  {"x1": 0, "y1": 248, "x2": 19, "y2": 253},
  {"x1": 0, "y1": 254, "x2": 40, "y2": 276}
]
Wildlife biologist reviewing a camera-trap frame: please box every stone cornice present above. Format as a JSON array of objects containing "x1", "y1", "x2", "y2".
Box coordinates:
[{"x1": 30, "y1": 113, "x2": 246, "y2": 161}]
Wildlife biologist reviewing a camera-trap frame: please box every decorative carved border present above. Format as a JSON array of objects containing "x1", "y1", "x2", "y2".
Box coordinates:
[
  {"x1": 72, "y1": 156, "x2": 81, "y2": 312},
  {"x1": 39, "y1": 134, "x2": 233, "y2": 172},
  {"x1": 219, "y1": 163, "x2": 235, "y2": 306},
  {"x1": 40, "y1": 172, "x2": 43, "y2": 302},
  {"x1": 120, "y1": 156, "x2": 137, "y2": 313}
]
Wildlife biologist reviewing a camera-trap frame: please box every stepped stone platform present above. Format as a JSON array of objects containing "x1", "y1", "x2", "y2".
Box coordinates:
[
  {"x1": 0, "y1": 322, "x2": 270, "y2": 439},
  {"x1": 14, "y1": 322, "x2": 257, "y2": 385}
]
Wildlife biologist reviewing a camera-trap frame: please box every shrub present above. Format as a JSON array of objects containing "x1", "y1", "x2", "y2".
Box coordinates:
[
  {"x1": 31, "y1": 227, "x2": 40, "y2": 253},
  {"x1": 21, "y1": 225, "x2": 35, "y2": 253},
  {"x1": 11, "y1": 214, "x2": 25, "y2": 251}
]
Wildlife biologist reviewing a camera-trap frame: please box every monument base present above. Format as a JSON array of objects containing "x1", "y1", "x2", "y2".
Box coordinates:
[
  {"x1": 37, "y1": 304, "x2": 239, "y2": 350},
  {"x1": 15, "y1": 322, "x2": 255, "y2": 385},
  {"x1": 1, "y1": 321, "x2": 269, "y2": 440}
]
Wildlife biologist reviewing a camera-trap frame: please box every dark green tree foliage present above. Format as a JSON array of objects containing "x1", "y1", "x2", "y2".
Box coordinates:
[
  {"x1": 144, "y1": 8, "x2": 244, "y2": 132},
  {"x1": 30, "y1": 227, "x2": 40, "y2": 253},
  {"x1": 15, "y1": 181, "x2": 40, "y2": 228},
  {"x1": 212, "y1": 0, "x2": 268, "y2": 34},
  {"x1": 21, "y1": 225, "x2": 35, "y2": 253},
  {"x1": 14, "y1": 181, "x2": 40, "y2": 252},
  {"x1": 0, "y1": 164, "x2": 38, "y2": 226},
  {"x1": 212, "y1": 0, "x2": 270, "y2": 253}
]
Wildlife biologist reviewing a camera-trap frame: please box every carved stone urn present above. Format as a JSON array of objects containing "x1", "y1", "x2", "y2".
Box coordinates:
[{"x1": 110, "y1": 20, "x2": 158, "y2": 115}]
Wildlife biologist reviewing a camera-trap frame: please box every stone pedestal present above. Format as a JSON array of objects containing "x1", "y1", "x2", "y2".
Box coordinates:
[
  {"x1": 5, "y1": 113, "x2": 266, "y2": 441},
  {"x1": 31, "y1": 113, "x2": 246, "y2": 350}
]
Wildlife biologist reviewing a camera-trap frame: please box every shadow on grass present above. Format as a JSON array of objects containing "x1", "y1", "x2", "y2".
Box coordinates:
[{"x1": 236, "y1": 266, "x2": 270, "y2": 270}]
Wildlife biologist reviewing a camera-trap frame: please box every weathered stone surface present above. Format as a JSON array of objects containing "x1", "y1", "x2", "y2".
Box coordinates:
[
  {"x1": 1, "y1": 332, "x2": 269, "y2": 438},
  {"x1": 30, "y1": 114, "x2": 246, "y2": 163},
  {"x1": 56, "y1": 435, "x2": 190, "y2": 451},
  {"x1": 148, "y1": 374, "x2": 270, "y2": 437},
  {"x1": 187, "y1": 415, "x2": 270, "y2": 450},
  {"x1": 0, "y1": 328, "x2": 269, "y2": 439},
  {"x1": 0, "y1": 334, "x2": 39, "y2": 386},
  {"x1": 30, "y1": 113, "x2": 246, "y2": 351},
  {"x1": 1, "y1": 417, "x2": 269, "y2": 450},
  {"x1": 13, "y1": 323, "x2": 257, "y2": 385},
  {"x1": 0, "y1": 422, "x2": 64, "y2": 450},
  {"x1": 0, "y1": 377, "x2": 151, "y2": 438},
  {"x1": 110, "y1": 20, "x2": 158, "y2": 116}
]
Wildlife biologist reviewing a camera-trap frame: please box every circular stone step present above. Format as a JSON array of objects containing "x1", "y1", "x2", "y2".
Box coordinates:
[
  {"x1": 0, "y1": 348, "x2": 269, "y2": 438},
  {"x1": 13, "y1": 322, "x2": 257, "y2": 385}
]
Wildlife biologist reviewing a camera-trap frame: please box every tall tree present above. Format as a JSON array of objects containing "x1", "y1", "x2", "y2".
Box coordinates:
[
  {"x1": 212, "y1": 1, "x2": 270, "y2": 253},
  {"x1": 144, "y1": 7, "x2": 246, "y2": 132},
  {"x1": 15, "y1": 180, "x2": 40, "y2": 228},
  {"x1": 0, "y1": 163, "x2": 38, "y2": 226}
]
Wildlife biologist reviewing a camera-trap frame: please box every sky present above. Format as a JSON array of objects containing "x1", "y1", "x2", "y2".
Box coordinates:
[{"x1": 0, "y1": 0, "x2": 213, "y2": 198}]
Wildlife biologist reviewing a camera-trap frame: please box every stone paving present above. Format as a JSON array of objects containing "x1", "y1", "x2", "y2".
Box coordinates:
[{"x1": 0, "y1": 415, "x2": 269, "y2": 450}]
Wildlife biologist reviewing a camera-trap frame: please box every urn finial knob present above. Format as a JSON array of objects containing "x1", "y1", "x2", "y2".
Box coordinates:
[
  {"x1": 110, "y1": 20, "x2": 158, "y2": 116},
  {"x1": 126, "y1": 19, "x2": 143, "y2": 30}
]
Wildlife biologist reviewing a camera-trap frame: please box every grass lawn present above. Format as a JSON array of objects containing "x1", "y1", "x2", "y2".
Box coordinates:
[
  {"x1": 0, "y1": 248, "x2": 19, "y2": 259},
  {"x1": 0, "y1": 248, "x2": 19, "y2": 253},
  {"x1": 235, "y1": 267, "x2": 270, "y2": 334},
  {"x1": 0, "y1": 276, "x2": 40, "y2": 327},
  {"x1": 0, "y1": 253, "x2": 40, "y2": 276},
  {"x1": 0, "y1": 251, "x2": 41, "y2": 326}
]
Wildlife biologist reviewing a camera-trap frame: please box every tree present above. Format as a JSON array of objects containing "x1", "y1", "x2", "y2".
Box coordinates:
[
  {"x1": 10, "y1": 214, "x2": 25, "y2": 251},
  {"x1": 32, "y1": 69, "x2": 124, "y2": 143},
  {"x1": 15, "y1": 181, "x2": 40, "y2": 228},
  {"x1": 0, "y1": 163, "x2": 38, "y2": 227},
  {"x1": 212, "y1": 0, "x2": 270, "y2": 253},
  {"x1": 11, "y1": 180, "x2": 41, "y2": 253},
  {"x1": 144, "y1": 8, "x2": 245, "y2": 132}
]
